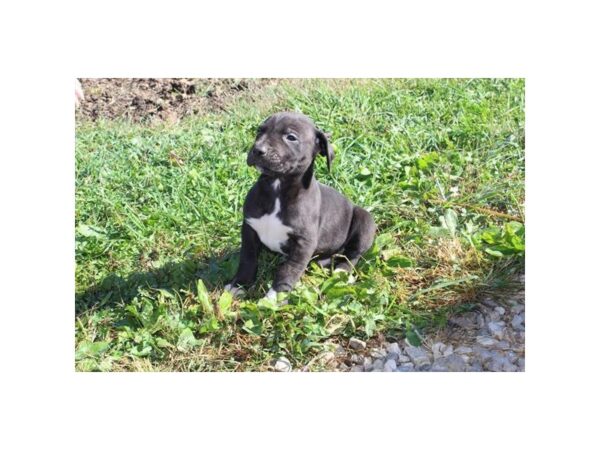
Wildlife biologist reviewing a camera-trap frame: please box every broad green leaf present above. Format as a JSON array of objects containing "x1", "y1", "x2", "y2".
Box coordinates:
[
  {"x1": 177, "y1": 328, "x2": 199, "y2": 351},
  {"x1": 299, "y1": 286, "x2": 318, "y2": 304},
  {"x1": 382, "y1": 249, "x2": 414, "y2": 268},
  {"x1": 75, "y1": 341, "x2": 110, "y2": 360},
  {"x1": 325, "y1": 285, "x2": 356, "y2": 299},
  {"x1": 76, "y1": 224, "x2": 106, "y2": 239},
  {"x1": 196, "y1": 279, "x2": 214, "y2": 317},
  {"x1": 242, "y1": 319, "x2": 262, "y2": 335},
  {"x1": 155, "y1": 338, "x2": 173, "y2": 348},
  {"x1": 429, "y1": 226, "x2": 450, "y2": 238},
  {"x1": 257, "y1": 295, "x2": 279, "y2": 311},
  {"x1": 131, "y1": 345, "x2": 152, "y2": 357},
  {"x1": 320, "y1": 275, "x2": 342, "y2": 295},
  {"x1": 200, "y1": 316, "x2": 221, "y2": 333},
  {"x1": 365, "y1": 318, "x2": 376, "y2": 337},
  {"x1": 443, "y1": 209, "x2": 459, "y2": 236},
  {"x1": 217, "y1": 291, "x2": 233, "y2": 316},
  {"x1": 485, "y1": 248, "x2": 505, "y2": 257}
]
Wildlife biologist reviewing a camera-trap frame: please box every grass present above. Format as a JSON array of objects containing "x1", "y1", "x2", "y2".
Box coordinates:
[{"x1": 75, "y1": 78, "x2": 525, "y2": 371}]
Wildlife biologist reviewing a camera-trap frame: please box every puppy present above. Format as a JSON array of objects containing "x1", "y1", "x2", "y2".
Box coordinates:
[{"x1": 225, "y1": 112, "x2": 376, "y2": 299}]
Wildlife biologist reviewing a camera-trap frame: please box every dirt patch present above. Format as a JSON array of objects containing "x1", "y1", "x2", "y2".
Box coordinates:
[{"x1": 76, "y1": 78, "x2": 278, "y2": 124}]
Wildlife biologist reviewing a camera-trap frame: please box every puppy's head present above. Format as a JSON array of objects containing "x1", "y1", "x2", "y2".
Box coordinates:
[{"x1": 247, "y1": 112, "x2": 334, "y2": 177}]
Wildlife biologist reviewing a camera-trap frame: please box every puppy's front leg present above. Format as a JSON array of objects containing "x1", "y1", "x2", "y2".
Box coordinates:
[
  {"x1": 268, "y1": 241, "x2": 316, "y2": 299},
  {"x1": 226, "y1": 222, "x2": 261, "y2": 296}
]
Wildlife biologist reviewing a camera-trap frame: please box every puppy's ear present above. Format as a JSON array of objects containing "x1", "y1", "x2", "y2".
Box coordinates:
[{"x1": 315, "y1": 129, "x2": 335, "y2": 172}]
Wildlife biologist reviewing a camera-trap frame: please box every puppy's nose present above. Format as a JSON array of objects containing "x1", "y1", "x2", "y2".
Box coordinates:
[{"x1": 252, "y1": 146, "x2": 266, "y2": 156}]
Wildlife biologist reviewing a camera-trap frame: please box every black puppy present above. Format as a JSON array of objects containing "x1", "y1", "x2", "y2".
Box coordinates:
[{"x1": 225, "y1": 112, "x2": 376, "y2": 299}]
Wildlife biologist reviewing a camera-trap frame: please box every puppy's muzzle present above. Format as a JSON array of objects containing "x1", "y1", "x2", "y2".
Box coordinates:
[{"x1": 247, "y1": 146, "x2": 269, "y2": 167}]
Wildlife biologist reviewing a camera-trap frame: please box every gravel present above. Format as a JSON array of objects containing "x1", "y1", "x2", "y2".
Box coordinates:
[{"x1": 338, "y1": 276, "x2": 524, "y2": 372}]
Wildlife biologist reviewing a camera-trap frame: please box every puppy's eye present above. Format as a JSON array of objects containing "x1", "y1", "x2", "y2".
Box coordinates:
[{"x1": 285, "y1": 134, "x2": 298, "y2": 142}]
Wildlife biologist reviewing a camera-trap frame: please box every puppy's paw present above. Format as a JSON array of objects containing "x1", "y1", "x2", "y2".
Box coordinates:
[
  {"x1": 263, "y1": 288, "x2": 289, "y2": 305},
  {"x1": 333, "y1": 268, "x2": 356, "y2": 284},
  {"x1": 224, "y1": 283, "x2": 245, "y2": 298}
]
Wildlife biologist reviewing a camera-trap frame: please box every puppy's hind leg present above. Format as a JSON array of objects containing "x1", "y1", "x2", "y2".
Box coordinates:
[
  {"x1": 315, "y1": 256, "x2": 332, "y2": 269},
  {"x1": 335, "y1": 207, "x2": 376, "y2": 273}
]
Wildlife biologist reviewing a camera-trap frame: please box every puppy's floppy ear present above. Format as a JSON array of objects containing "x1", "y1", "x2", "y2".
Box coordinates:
[{"x1": 315, "y1": 129, "x2": 335, "y2": 172}]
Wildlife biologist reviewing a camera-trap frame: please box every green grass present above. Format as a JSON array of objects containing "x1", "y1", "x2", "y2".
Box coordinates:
[{"x1": 75, "y1": 78, "x2": 525, "y2": 371}]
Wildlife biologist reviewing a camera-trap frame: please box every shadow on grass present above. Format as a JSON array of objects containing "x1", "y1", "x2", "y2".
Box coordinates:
[{"x1": 75, "y1": 250, "x2": 267, "y2": 316}]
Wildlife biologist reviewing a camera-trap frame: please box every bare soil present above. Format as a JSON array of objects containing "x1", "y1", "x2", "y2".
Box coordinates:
[{"x1": 76, "y1": 78, "x2": 278, "y2": 124}]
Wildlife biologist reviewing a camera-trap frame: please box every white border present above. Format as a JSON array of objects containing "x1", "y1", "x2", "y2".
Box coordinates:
[{"x1": 3, "y1": 1, "x2": 600, "y2": 448}]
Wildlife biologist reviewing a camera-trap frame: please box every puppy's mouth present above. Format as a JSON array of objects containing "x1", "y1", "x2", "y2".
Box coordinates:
[{"x1": 247, "y1": 153, "x2": 285, "y2": 175}]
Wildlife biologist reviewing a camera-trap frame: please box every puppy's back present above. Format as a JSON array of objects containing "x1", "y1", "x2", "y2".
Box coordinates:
[{"x1": 316, "y1": 182, "x2": 354, "y2": 253}]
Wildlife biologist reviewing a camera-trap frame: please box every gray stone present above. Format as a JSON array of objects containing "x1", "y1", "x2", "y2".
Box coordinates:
[
  {"x1": 484, "y1": 351, "x2": 518, "y2": 372},
  {"x1": 495, "y1": 340, "x2": 511, "y2": 350},
  {"x1": 350, "y1": 354, "x2": 365, "y2": 365},
  {"x1": 319, "y1": 352, "x2": 335, "y2": 364},
  {"x1": 386, "y1": 342, "x2": 402, "y2": 355},
  {"x1": 431, "y1": 342, "x2": 444, "y2": 359},
  {"x1": 370, "y1": 348, "x2": 387, "y2": 359},
  {"x1": 481, "y1": 298, "x2": 498, "y2": 308},
  {"x1": 384, "y1": 359, "x2": 397, "y2": 372},
  {"x1": 397, "y1": 354, "x2": 411, "y2": 363},
  {"x1": 487, "y1": 321, "x2": 506, "y2": 340},
  {"x1": 476, "y1": 335, "x2": 499, "y2": 347},
  {"x1": 518, "y1": 357, "x2": 525, "y2": 371},
  {"x1": 449, "y1": 312, "x2": 480, "y2": 329},
  {"x1": 350, "y1": 365, "x2": 364, "y2": 372},
  {"x1": 513, "y1": 341, "x2": 525, "y2": 353},
  {"x1": 431, "y1": 354, "x2": 467, "y2": 372},
  {"x1": 494, "y1": 306, "x2": 506, "y2": 316},
  {"x1": 467, "y1": 361, "x2": 483, "y2": 372},
  {"x1": 363, "y1": 357, "x2": 373, "y2": 372},
  {"x1": 349, "y1": 337, "x2": 366, "y2": 350},
  {"x1": 511, "y1": 304, "x2": 525, "y2": 315},
  {"x1": 505, "y1": 351, "x2": 519, "y2": 364},
  {"x1": 273, "y1": 357, "x2": 292, "y2": 372},
  {"x1": 476, "y1": 313, "x2": 486, "y2": 328},
  {"x1": 405, "y1": 346, "x2": 431, "y2": 369},
  {"x1": 488, "y1": 309, "x2": 503, "y2": 322},
  {"x1": 386, "y1": 352, "x2": 399, "y2": 363},
  {"x1": 372, "y1": 359, "x2": 385, "y2": 372},
  {"x1": 511, "y1": 314, "x2": 525, "y2": 331},
  {"x1": 455, "y1": 346, "x2": 473, "y2": 354},
  {"x1": 334, "y1": 345, "x2": 346, "y2": 357},
  {"x1": 473, "y1": 346, "x2": 493, "y2": 363},
  {"x1": 397, "y1": 362, "x2": 415, "y2": 372}
]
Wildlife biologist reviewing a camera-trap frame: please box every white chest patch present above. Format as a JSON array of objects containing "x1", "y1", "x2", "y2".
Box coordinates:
[{"x1": 246, "y1": 198, "x2": 293, "y2": 254}]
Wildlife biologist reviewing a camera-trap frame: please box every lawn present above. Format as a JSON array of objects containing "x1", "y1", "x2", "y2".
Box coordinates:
[{"x1": 75, "y1": 78, "x2": 525, "y2": 371}]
